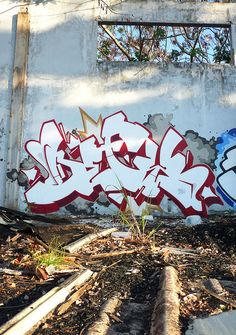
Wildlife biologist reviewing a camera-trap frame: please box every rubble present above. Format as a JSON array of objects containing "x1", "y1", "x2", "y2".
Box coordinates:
[
  {"x1": 0, "y1": 207, "x2": 235, "y2": 334},
  {"x1": 0, "y1": 270, "x2": 93, "y2": 335},
  {"x1": 184, "y1": 216, "x2": 202, "y2": 226}
]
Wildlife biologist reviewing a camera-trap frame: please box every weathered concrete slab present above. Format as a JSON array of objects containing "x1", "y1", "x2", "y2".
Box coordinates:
[{"x1": 186, "y1": 311, "x2": 236, "y2": 335}]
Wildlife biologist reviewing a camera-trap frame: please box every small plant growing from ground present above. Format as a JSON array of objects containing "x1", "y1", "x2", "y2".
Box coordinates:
[
  {"x1": 117, "y1": 187, "x2": 162, "y2": 242},
  {"x1": 32, "y1": 238, "x2": 77, "y2": 269},
  {"x1": 119, "y1": 207, "x2": 162, "y2": 242},
  {"x1": 119, "y1": 207, "x2": 142, "y2": 240}
]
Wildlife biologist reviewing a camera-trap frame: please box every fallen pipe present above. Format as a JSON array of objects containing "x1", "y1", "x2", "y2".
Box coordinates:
[{"x1": 64, "y1": 227, "x2": 118, "y2": 253}]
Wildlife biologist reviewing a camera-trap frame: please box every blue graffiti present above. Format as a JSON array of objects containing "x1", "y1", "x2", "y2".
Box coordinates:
[{"x1": 216, "y1": 129, "x2": 236, "y2": 209}]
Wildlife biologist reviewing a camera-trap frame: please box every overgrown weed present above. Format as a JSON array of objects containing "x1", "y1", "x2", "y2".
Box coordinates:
[
  {"x1": 117, "y1": 189, "x2": 162, "y2": 242},
  {"x1": 32, "y1": 238, "x2": 76, "y2": 269}
]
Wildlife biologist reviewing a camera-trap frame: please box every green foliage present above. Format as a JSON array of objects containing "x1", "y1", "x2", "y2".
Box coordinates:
[
  {"x1": 118, "y1": 207, "x2": 163, "y2": 242},
  {"x1": 99, "y1": 40, "x2": 112, "y2": 58},
  {"x1": 97, "y1": 24, "x2": 231, "y2": 64},
  {"x1": 33, "y1": 238, "x2": 68, "y2": 268},
  {"x1": 134, "y1": 51, "x2": 149, "y2": 61},
  {"x1": 153, "y1": 27, "x2": 166, "y2": 39},
  {"x1": 213, "y1": 45, "x2": 231, "y2": 63},
  {"x1": 112, "y1": 178, "x2": 162, "y2": 241},
  {"x1": 117, "y1": 197, "x2": 162, "y2": 242},
  {"x1": 171, "y1": 49, "x2": 181, "y2": 61}
]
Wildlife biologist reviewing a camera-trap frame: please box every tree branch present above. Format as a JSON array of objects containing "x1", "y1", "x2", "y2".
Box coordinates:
[
  {"x1": 172, "y1": 27, "x2": 191, "y2": 57},
  {"x1": 190, "y1": 27, "x2": 202, "y2": 62},
  {"x1": 101, "y1": 25, "x2": 132, "y2": 61}
]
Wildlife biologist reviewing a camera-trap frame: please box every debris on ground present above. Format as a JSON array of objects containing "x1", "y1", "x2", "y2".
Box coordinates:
[{"x1": 0, "y1": 207, "x2": 235, "y2": 334}]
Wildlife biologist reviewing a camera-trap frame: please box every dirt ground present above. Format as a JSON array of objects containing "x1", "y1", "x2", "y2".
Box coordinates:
[{"x1": 0, "y1": 211, "x2": 235, "y2": 334}]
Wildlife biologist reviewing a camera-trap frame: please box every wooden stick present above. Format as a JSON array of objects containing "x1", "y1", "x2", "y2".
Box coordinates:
[
  {"x1": 57, "y1": 273, "x2": 98, "y2": 315},
  {"x1": 200, "y1": 283, "x2": 236, "y2": 308},
  {"x1": 159, "y1": 247, "x2": 199, "y2": 256},
  {"x1": 90, "y1": 246, "x2": 145, "y2": 259},
  {"x1": 95, "y1": 259, "x2": 122, "y2": 281},
  {"x1": 0, "y1": 268, "x2": 23, "y2": 276},
  {"x1": 33, "y1": 237, "x2": 50, "y2": 251},
  {"x1": 64, "y1": 227, "x2": 118, "y2": 253},
  {"x1": 86, "y1": 245, "x2": 197, "y2": 261},
  {"x1": 10, "y1": 233, "x2": 22, "y2": 242},
  {"x1": 57, "y1": 282, "x2": 92, "y2": 315}
]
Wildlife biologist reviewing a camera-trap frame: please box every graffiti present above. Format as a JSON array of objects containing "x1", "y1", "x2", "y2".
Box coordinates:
[
  {"x1": 216, "y1": 129, "x2": 236, "y2": 208},
  {"x1": 65, "y1": 199, "x2": 95, "y2": 215},
  {"x1": 7, "y1": 169, "x2": 28, "y2": 188},
  {"x1": 76, "y1": 108, "x2": 103, "y2": 141},
  {"x1": 144, "y1": 113, "x2": 174, "y2": 145},
  {"x1": 145, "y1": 114, "x2": 218, "y2": 169},
  {"x1": 22, "y1": 111, "x2": 222, "y2": 216},
  {"x1": 183, "y1": 130, "x2": 217, "y2": 169},
  {"x1": 6, "y1": 156, "x2": 48, "y2": 189}
]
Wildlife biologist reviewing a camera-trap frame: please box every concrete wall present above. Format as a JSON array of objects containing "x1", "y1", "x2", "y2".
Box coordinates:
[
  {"x1": 99, "y1": 0, "x2": 236, "y2": 25},
  {"x1": 1, "y1": 0, "x2": 236, "y2": 217},
  {"x1": 0, "y1": 5, "x2": 17, "y2": 206}
]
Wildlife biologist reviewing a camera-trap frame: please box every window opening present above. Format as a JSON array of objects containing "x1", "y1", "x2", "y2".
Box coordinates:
[{"x1": 97, "y1": 23, "x2": 231, "y2": 64}]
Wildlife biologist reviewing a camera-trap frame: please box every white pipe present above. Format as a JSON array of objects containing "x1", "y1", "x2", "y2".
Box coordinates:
[{"x1": 64, "y1": 227, "x2": 118, "y2": 253}]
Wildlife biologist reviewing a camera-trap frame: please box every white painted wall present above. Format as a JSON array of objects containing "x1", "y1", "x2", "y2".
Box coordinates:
[
  {"x1": 0, "y1": 5, "x2": 18, "y2": 206},
  {"x1": 1, "y1": 0, "x2": 236, "y2": 216}
]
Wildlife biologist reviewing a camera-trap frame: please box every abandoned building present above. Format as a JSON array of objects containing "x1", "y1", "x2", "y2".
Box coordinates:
[
  {"x1": 1, "y1": 3, "x2": 236, "y2": 335},
  {"x1": 0, "y1": 0, "x2": 236, "y2": 218}
]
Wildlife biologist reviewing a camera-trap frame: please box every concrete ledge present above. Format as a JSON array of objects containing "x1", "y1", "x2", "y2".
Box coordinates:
[
  {"x1": 150, "y1": 266, "x2": 181, "y2": 335},
  {"x1": 99, "y1": 1, "x2": 236, "y2": 25}
]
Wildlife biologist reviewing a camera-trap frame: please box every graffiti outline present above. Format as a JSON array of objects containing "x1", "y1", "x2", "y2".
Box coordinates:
[{"x1": 22, "y1": 111, "x2": 222, "y2": 216}]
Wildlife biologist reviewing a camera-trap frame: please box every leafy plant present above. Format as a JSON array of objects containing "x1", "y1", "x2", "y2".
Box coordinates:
[{"x1": 119, "y1": 205, "x2": 163, "y2": 242}]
